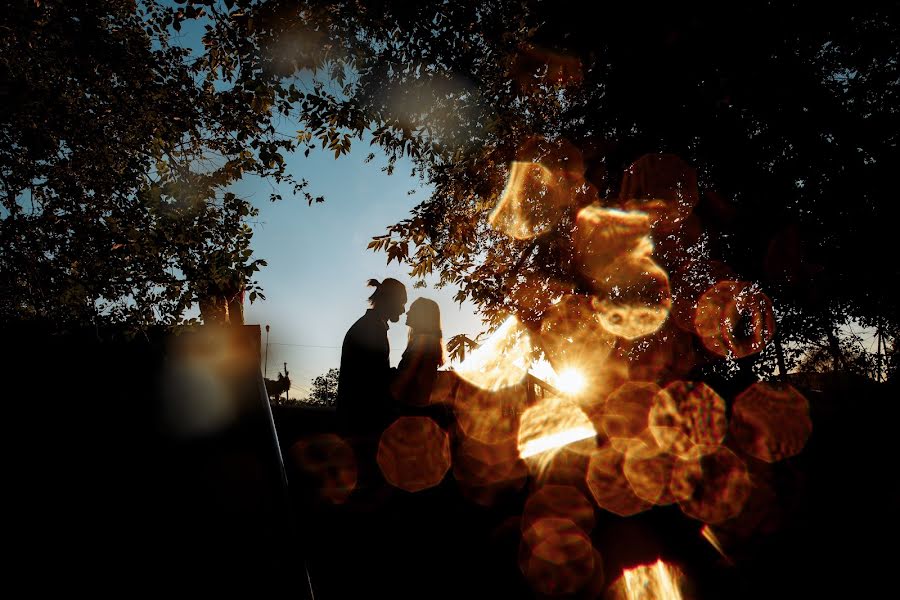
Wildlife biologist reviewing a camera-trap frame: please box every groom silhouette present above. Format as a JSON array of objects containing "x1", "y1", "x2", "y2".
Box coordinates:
[{"x1": 336, "y1": 277, "x2": 407, "y2": 435}]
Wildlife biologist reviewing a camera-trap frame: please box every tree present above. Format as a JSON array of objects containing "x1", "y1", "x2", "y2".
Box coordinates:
[
  {"x1": 188, "y1": 0, "x2": 898, "y2": 380},
  {"x1": 0, "y1": 0, "x2": 348, "y2": 330},
  {"x1": 303, "y1": 367, "x2": 339, "y2": 407}
]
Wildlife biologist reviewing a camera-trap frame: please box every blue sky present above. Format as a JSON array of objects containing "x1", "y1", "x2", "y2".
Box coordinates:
[
  {"x1": 162, "y1": 8, "x2": 483, "y2": 397},
  {"x1": 234, "y1": 142, "x2": 484, "y2": 398}
]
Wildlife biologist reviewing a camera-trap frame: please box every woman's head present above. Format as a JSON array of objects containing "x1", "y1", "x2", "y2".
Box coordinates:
[
  {"x1": 367, "y1": 278, "x2": 407, "y2": 322},
  {"x1": 405, "y1": 297, "x2": 442, "y2": 336}
]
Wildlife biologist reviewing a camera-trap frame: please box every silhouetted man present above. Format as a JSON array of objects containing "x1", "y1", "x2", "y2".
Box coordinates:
[{"x1": 336, "y1": 278, "x2": 407, "y2": 435}]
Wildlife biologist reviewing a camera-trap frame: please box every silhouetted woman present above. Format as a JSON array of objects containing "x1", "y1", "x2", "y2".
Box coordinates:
[{"x1": 391, "y1": 297, "x2": 446, "y2": 410}]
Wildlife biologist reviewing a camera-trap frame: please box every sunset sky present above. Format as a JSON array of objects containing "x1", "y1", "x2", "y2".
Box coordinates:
[{"x1": 236, "y1": 141, "x2": 483, "y2": 398}]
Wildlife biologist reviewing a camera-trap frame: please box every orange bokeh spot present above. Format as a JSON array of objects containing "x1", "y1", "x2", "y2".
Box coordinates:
[
  {"x1": 730, "y1": 382, "x2": 812, "y2": 462},
  {"x1": 600, "y1": 381, "x2": 662, "y2": 450},
  {"x1": 668, "y1": 259, "x2": 736, "y2": 334},
  {"x1": 670, "y1": 446, "x2": 752, "y2": 524},
  {"x1": 575, "y1": 205, "x2": 653, "y2": 279},
  {"x1": 619, "y1": 153, "x2": 699, "y2": 232},
  {"x1": 695, "y1": 280, "x2": 775, "y2": 359},
  {"x1": 377, "y1": 417, "x2": 451, "y2": 493},
  {"x1": 650, "y1": 381, "x2": 727, "y2": 459},
  {"x1": 489, "y1": 137, "x2": 587, "y2": 241},
  {"x1": 489, "y1": 162, "x2": 567, "y2": 240},
  {"x1": 452, "y1": 434, "x2": 528, "y2": 494},
  {"x1": 522, "y1": 484, "x2": 597, "y2": 534},
  {"x1": 586, "y1": 445, "x2": 653, "y2": 517},
  {"x1": 290, "y1": 433, "x2": 358, "y2": 505},
  {"x1": 590, "y1": 255, "x2": 672, "y2": 340},
  {"x1": 622, "y1": 439, "x2": 677, "y2": 506},
  {"x1": 519, "y1": 518, "x2": 598, "y2": 595}
]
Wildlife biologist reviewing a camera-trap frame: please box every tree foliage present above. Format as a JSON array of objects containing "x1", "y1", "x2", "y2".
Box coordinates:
[
  {"x1": 1, "y1": 0, "x2": 335, "y2": 329},
  {"x1": 185, "y1": 0, "x2": 898, "y2": 379},
  {"x1": 304, "y1": 367, "x2": 339, "y2": 407},
  {"x1": 4, "y1": 1, "x2": 898, "y2": 381}
]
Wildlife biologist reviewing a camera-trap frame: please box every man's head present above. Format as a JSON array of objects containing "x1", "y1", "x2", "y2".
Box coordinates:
[{"x1": 367, "y1": 278, "x2": 407, "y2": 323}]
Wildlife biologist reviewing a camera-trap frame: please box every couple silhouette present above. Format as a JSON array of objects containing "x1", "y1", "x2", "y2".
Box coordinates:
[{"x1": 336, "y1": 277, "x2": 445, "y2": 435}]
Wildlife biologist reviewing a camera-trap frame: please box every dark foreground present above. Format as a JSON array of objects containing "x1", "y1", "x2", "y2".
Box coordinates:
[{"x1": 7, "y1": 324, "x2": 897, "y2": 598}]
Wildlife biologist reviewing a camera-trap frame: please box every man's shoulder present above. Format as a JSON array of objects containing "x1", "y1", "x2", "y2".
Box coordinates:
[{"x1": 344, "y1": 311, "x2": 386, "y2": 344}]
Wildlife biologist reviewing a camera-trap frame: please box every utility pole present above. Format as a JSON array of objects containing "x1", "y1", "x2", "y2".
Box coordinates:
[
  {"x1": 284, "y1": 362, "x2": 290, "y2": 402},
  {"x1": 264, "y1": 324, "x2": 270, "y2": 378}
]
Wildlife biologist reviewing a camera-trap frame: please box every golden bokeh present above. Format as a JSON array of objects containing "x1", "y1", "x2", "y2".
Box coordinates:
[
  {"x1": 377, "y1": 417, "x2": 451, "y2": 493},
  {"x1": 538, "y1": 294, "x2": 617, "y2": 396},
  {"x1": 290, "y1": 433, "x2": 358, "y2": 505},
  {"x1": 574, "y1": 205, "x2": 653, "y2": 278},
  {"x1": 599, "y1": 381, "x2": 662, "y2": 451},
  {"x1": 519, "y1": 517, "x2": 598, "y2": 596},
  {"x1": 522, "y1": 484, "x2": 597, "y2": 534},
  {"x1": 670, "y1": 446, "x2": 752, "y2": 524},
  {"x1": 453, "y1": 435, "x2": 523, "y2": 483},
  {"x1": 649, "y1": 381, "x2": 727, "y2": 459},
  {"x1": 622, "y1": 439, "x2": 677, "y2": 506},
  {"x1": 590, "y1": 255, "x2": 672, "y2": 340},
  {"x1": 585, "y1": 445, "x2": 653, "y2": 517},
  {"x1": 489, "y1": 161, "x2": 569, "y2": 240},
  {"x1": 730, "y1": 382, "x2": 811, "y2": 462},
  {"x1": 695, "y1": 280, "x2": 775, "y2": 359},
  {"x1": 455, "y1": 316, "x2": 533, "y2": 391}
]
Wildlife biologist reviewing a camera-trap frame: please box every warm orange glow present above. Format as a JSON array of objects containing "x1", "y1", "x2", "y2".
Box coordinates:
[
  {"x1": 573, "y1": 205, "x2": 672, "y2": 340},
  {"x1": 453, "y1": 435, "x2": 522, "y2": 484},
  {"x1": 600, "y1": 381, "x2": 662, "y2": 451},
  {"x1": 518, "y1": 395, "x2": 597, "y2": 463},
  {"x1": 290, "y1": 434, "x2": 357, "y2": 505},
  {"x1": 730, "y1": 382, "x2": 811, "y2": 462},
  {"x1": 695, "y1": 280, "x2": 775, "y2": 358},
  {"x1": 586, "y1": 445, "x2": 653, "y2": 517},
  {"x1": 590, "y1": 255, "x2": 672, "y2": 340},
  {"x1": 519, "y1": 518, "x2": 599, "y2": 596},
  {"x1": 575, "y1": 205, "x2": 653, "y2": 276},
  {"x1": 489, "y1": 161, "x2": 569, "y2": 240},
  {"x1": 622, "y1": 439, "x2": 677, "y2": 506},
  {"x1": 649, "y1": 381, "x2": 727, "y2": 459},
  {"x1": 453, "y1": 383, "x2": 523, "y2": 444},
  {"x1": 455, "y1": 316, "x2": 533, "y2": 390},
  {"x1": 670, "y1": 446, "x2": 752, "y2": 524},
  {"x1": 556, "y1": 368, "x2": 587, "y2": 395},
  {"x1": 538, "y1": 293, "x2": 618, "y2": 397},
  {"x1": 609, "y1": 559, "x2": 686, "y2": 600},
  {"x1": 377, "y1": 417, "x2": 451, "y2": 493},
  {"x1": 522, "y1": 484, "x2": 596, "y2": 534}
]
